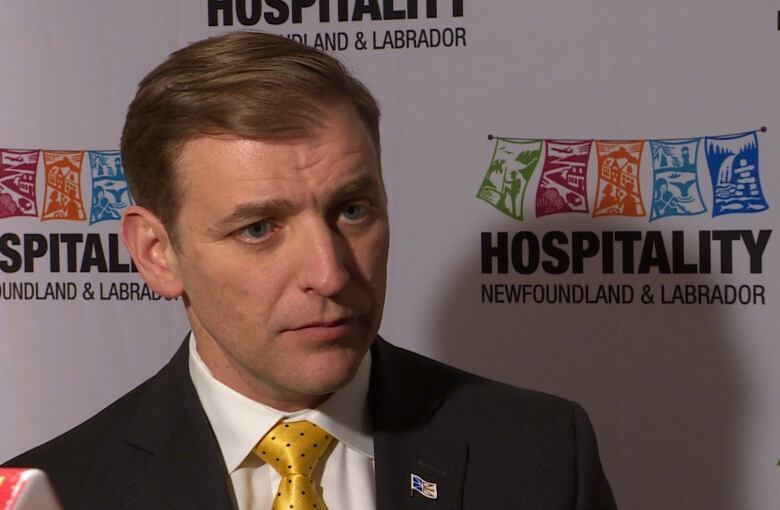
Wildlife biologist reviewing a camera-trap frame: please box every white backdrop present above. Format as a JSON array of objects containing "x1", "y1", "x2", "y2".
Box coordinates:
[{"x1": 1, "y1": 2, "x2": 778, "y2": 508}]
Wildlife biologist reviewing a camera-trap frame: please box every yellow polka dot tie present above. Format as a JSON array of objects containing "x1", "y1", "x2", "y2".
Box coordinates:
[{"x1": 253, "y1": 420, "x2": 334, "y2": 510}]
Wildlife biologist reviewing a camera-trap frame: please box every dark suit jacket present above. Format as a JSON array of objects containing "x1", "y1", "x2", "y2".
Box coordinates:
[{"x1": 5, "y1": 337, "x2": 616, "y2": 509}]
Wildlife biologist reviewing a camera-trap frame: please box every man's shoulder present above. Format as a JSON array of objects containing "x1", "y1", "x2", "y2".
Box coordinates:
[
  {"x1": 373, "y1": 338, "x2": 582, "y2": 429},
  {"x1": 2, "y1": 374, "x2": 156, "y2": 508},
  {"x1": 371, "y1": 339, "x2": 616, "y2": 508},
  {"x1": 2, "y1": 342, "x2": 192, "y2": 506},
  {"x1": 4, "y1": 378, "x2": 149, "y2": 468}
]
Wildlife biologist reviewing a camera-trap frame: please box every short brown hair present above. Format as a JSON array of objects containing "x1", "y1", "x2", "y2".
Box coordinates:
[{"x1": 120, "y1": 31, "x2": 380, "y2": 236}]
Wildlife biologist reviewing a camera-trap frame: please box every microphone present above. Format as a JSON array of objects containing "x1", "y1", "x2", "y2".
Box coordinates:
[{"x1": 0, "y1": 468, "x2": 62, "y2": 510}]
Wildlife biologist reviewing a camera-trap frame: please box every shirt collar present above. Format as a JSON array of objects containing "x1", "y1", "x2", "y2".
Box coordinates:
[{"x1": 188, "y1": 333, "x2": 374, "y2": 473}]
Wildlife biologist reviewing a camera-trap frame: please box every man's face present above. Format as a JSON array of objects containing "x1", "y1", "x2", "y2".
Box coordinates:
[{"x1": 167, "y1": 105, "x2": 389, "y2": 410}]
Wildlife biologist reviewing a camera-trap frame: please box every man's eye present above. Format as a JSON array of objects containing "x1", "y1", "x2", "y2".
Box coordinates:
[
  {"x1": 237, "y1": 221, "x2": 273, "y2": 242},
  {"x1": 341, "y1": 203, "x2": 368, "y2": 221}
]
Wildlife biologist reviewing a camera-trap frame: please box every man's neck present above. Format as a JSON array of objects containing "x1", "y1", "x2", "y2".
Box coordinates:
[{"x1": 192, "y1": 331, "x2": 330, "y2": 410}]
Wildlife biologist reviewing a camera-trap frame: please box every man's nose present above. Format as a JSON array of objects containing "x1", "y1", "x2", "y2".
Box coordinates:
[{"x1": 295, "y1": 221, "x2": 350, "y2": 297}]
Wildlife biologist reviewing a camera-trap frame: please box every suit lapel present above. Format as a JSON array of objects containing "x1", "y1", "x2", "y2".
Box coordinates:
[
  {"x1": 119, "y1": 339, "x2": 235, "y2": 510},
  {"x1": 113, "y1": 336, "x2": 467, "y2": 509},
  {"x1": 374, "y1": 428, "x2": 468, "y2": 510},
  {"x1": 370, "y1": 338, "x2": 468, "y2": 510}
]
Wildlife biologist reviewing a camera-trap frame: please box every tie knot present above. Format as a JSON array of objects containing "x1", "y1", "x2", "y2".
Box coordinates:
[{"x1": 253, "y1": 420, "x2": 334, "y2": 477}]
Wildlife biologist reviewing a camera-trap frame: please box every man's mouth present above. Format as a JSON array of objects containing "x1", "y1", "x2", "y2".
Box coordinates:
[{"x1": 285, "y1": 317, "x2": 356, "y2": 341}]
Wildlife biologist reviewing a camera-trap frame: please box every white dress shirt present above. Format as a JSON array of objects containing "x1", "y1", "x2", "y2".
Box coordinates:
[{"x1": 188, "y1": 334, "x2": 376, "y2": 510}]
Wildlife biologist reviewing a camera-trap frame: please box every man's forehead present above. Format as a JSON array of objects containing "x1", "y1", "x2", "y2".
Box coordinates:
[
  {"x1": 176, "y1": 135, "x2": 377, "y2": 185},
  {"x1": 176, "y1": 104, "x2": 376, "y2": 169},
  {"x1": 173, "y1": 127, "x2": 379, "y2": 208}
]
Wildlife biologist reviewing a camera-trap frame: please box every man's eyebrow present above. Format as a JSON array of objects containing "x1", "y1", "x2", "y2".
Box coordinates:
[
  {"x1": 209, "y1": 176, "x2": 382, "y2": 233},
  {"x1": 211, "y1": 198, "x2": 297, "y2": 233},
  {"x1": 330, "y1": 176, "x2": 383, "y2": 201}
]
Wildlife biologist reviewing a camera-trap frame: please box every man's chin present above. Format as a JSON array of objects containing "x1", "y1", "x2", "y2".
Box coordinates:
[{"x1": 295, "y1": 348, "x2": 366, "y2": 394}]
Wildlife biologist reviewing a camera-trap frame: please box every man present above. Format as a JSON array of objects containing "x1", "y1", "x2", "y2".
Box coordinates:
[{"x1": 4, "y1": 32, "x2": 616, "y2": 509}]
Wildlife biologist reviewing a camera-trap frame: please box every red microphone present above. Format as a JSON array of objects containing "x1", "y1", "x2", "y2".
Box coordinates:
[{"x1": 0, "y1": 468, "x2": 62, "y2": 510}]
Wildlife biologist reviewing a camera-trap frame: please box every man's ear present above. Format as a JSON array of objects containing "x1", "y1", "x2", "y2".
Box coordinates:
[{"x1": 120, "y1": 206, "x2": 183, "y2": 298}]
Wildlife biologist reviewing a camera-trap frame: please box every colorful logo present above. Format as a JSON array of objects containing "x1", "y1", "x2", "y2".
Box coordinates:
[
  {"x1": 536, "y1": 140, "x2": 591, "y2": 217},
  {"x1": 0, "y1": 149, "x2": 39, "y2": 218},
  {"x1": 705, "y1": 132, "x2": 768, "y2": 216},
  {"x1": 0, "y1": 149, "x2": 133, "y2": 223},
  {"x1": 593, "y1": 141, "x2": 646, "y2": 218},
  {"x1": 42, "y1": 151, "x2": 86, "y2": 221},
  {"x1": 88, "y1": 151, "x2": 132, "y2": 224},
  {"x1": 649, "y1": 139, "x2": 707, "y2": 221},
  {"x1": 478, "y1": 130, "x2": 768, "y2": 221},
  {"x1": 476, "y1": 138, "x2": 542, "y2": 221}
]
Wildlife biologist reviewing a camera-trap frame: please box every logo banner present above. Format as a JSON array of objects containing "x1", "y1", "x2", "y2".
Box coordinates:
[
  {"x1": 41, "y1": 151, "x2": 86, "y2": 221},
  {"x1": 0, "y1": 149, "x2": 39, "y2": 219},
  {"x1": 705, "y1": 131, "x2": 768, "y2": 216},
  {"x1": 535, "y1": 139, "x2": 591, "y2": 217},
  {"x1": 593, "y1": 140, "x2": 646, "y2": 218},
  {"x1": 477, "y1": 138, "x2": 542, "y2": 221},
  {"x1": 88, "y1": 150, "x2": 133, "y2": 224},
  {"x1": 649, "y1": 139, "x2": 707, "y2": 221}
]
